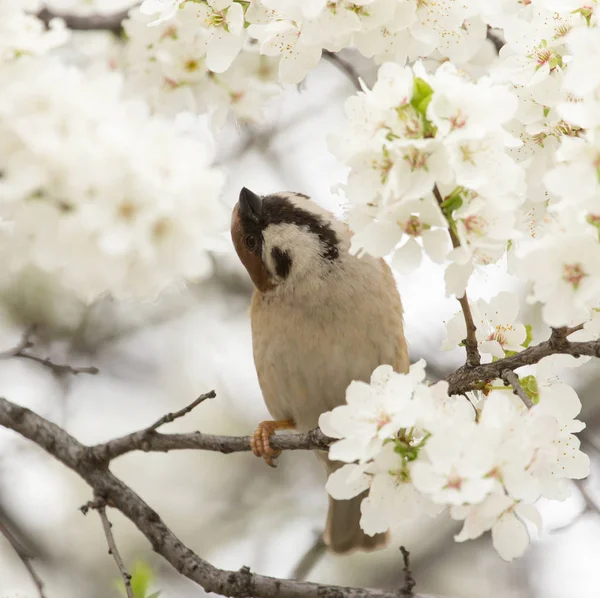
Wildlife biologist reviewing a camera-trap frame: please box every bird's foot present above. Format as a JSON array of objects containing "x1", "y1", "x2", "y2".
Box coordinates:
[{"x1": 250, "y1": 419, "x2": 295, "y2": 468}]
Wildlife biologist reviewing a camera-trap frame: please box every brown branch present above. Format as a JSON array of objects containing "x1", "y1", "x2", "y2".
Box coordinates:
[
  {"x1": 501, "y1": 370, "x2": 533, "y2": 409},
  {"x1": 399, "y1": 547, "x2": 416, "y2": 598},
  {"x1": 323, "y1": 51, "x2": 362, "y2": 91},
  {"x1": 290, "y1": 533, "x2": 326, "y2": 581},
  {"x1": 17, "y1": 352, "x2": 99, "y2": 376},
  {"x1": 0, "y1": 328, "x2": 98, "y2": 376},
  {"x1": 94, "y1": 425, "x2": 333, "y2": 462},
  {"x1": 446, "y1": 328, "x2": 600, "y2": 395},
  {"x1": 0, "y1": 397, "x2": 443, "y2": 598},
  {"x1": 486, "y1": 27, "x2": 505, "y2": 54},
  {"x1": 433, "y1": 185, "x2": 481, "y2": 367},
  {"x1": 88, "y1": 499, "x2": 135, "y2": 598},
  {"x1": 37, "y1": 8, "x2": 131, "y2": 35},
  {"x1": 146, "y1": 391, "x2": 216, "y2": 432},
  {"x1": 0, "y1": 519, "x2": 46, "y2": 598}
]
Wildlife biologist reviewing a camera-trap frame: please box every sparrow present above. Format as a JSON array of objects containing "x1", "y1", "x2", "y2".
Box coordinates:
[{"x1": 231, "y1": 187, "x2": 409, "y2": 554}]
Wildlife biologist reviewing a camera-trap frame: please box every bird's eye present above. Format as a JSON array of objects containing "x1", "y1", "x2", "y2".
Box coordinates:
[{"x1": 244, "y1": 234, "x2": 258, "y2": 252}]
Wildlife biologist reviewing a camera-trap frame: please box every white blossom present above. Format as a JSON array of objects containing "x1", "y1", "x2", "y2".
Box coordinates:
[
  {"x1": 442, "y1": 292, "x2": 528, "y2": 358},
  {"x1": 0, "y1": 57, "x2": 225, "y2": 302}
]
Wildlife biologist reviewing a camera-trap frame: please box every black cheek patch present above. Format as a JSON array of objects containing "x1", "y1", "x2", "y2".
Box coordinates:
[{"x1": 271, "y1": 247, "x2": 292, "y2": 279}]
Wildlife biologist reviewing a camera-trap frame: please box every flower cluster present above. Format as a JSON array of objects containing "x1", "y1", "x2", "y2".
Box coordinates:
[
  {"x1": 138, "y1": 0, "x2": 488, "y2": 87},
  {"x1": 0, "y1": 4, "x2": 225, "y2": 303},
  {"x1": 0, "y1": 0, "x2": 69, "y2": 65},
  {"x1": 323, "y1": 357, "x2": 589, "y2": 560},
  {"x1": 442, "y1": 292, "x2": 530, "y2": 360},
  {"x1": 328, "y1": 4, "x2": 600, "y2": 329},
  {"x1": 328, "y1": 61, "x2": 524, "y2": 295},
  {"x1": 122, "y1": 5, "x2": 280, "y2": 126}
]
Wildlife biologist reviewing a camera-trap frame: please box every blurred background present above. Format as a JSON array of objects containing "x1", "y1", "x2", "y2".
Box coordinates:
[{"x1": 1, "y1": 10, "x2": 600, "y2": 598}]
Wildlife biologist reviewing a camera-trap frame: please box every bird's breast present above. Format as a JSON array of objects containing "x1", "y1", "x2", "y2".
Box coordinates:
[{"x1": 250, "y1": 288, "x2": 406, "y2": 432}]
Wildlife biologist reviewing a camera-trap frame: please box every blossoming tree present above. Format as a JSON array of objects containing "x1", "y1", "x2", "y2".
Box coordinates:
[{"x1": 1, "y1": 0, "x2": 600, "y2": 595}]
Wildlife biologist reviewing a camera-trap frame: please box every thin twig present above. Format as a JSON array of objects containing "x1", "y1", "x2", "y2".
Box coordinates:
[
  {"x1": 0, "y1": 329, "x2": 98, "y2": 376},
  {"x1": 486, "y1": 27, "x2": 505, "y2": 54},
  {"x1": 501, "y1": 370, "x2": 533, "y2": 409},
  {"x1": 90, "y1": 500, "x2": 135, "y2": 598},
  {"x1": 290, "y1": 533, "x2": 326, "y2": 581},
  {"x1": 146, "y1": 391, "x2": 216, "y2": 433},
  {"x1": 400, "y1": 547, "x2": 416, "y2": 598},
  {"x1": 18, "y1": 352, "x2": 99, "y2": 375},
  {"x1": 322, "y1": 51, "x2": 362, "y2": 90},
  {"x1": 0, "y1": 520, "x2": 46, "y2": 598},
  {"x1": 433, "y1": 184, "x2": 481, "y2": 367},
  {"x1": 565, "y1": 323, "x2": 585, "y2": 336},
  {"x1": 0, "y1": 329, "x2": 33, "y2": 357}
]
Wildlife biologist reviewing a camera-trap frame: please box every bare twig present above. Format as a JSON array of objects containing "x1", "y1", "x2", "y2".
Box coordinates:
[
  {"x1": 0, "y1": 329, "x2": 33, "y2": 357},
  {"x1": 17, "y1": 352, "x2": 99, "y2": 376},
  {"x1": 146, "y1": 391, "x2": 216, "y2": 433},
  {"x1": 565, "y1": 323, "x2": 585, "y2": 336},
  {"x1": 0, "y1": 329, "x2": 98, "y2": 376},
  {"x1": 83, "y1": 499, "x2": 135, "y2": 598},
  {"x1": 433, "y1": 185, "x2": 481, "y2": 368},
  {"x1": 486, "y1": 27, "x2": 505, "y2": 53},
  {"x1": 323, "y1": 51, "x2": 362, "y2": 90},
  {"x1": 0, "y1": 398, "x2": 444, "y2": 598},
  {"x1": 290, "y1": 533, "x2": 326, "y2": 581},
  {"x1": 400, "y1": 547, "x2": 416, "y2": 598},
  {"x1": 0, "y1": 520, "x2": 46, "y2": 598},
  {"x1": 501, "y1": 370, "x2": 533, "y2": 409}
]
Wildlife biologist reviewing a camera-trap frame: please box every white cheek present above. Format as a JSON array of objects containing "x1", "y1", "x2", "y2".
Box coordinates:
[{"x1": 262, "y1": 223, "x2": 323, "y2": 278}]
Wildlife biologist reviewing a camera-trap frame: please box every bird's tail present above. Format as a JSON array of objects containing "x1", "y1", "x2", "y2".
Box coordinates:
[{"x1": 318, "y1": 454, "x2": 389, "y2": 554}]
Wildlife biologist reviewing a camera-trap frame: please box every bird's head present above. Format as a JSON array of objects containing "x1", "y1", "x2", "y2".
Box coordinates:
[{"x1": 231, "y1": 187, "x2": 345, "y2": 293}]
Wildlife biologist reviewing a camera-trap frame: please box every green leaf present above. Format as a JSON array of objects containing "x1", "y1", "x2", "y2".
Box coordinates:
[
  {"x1": 519, "y1": 375, "x2": 540, "y2": 404},
  {"x1": 131, "y1": 562, "x2": 153, "y2": 598},
  {"x1": 115, "y1": 561, "x2": 159, "y2": 598},
  {"x1": 409, "y1": 78, "x2": 437, "y2": 137},
  {"x1": 440, "y1": 186, "x2": 464, "y2": 218},
  {"x1": 522, "y1": 324, "x2": 533, "y2": 349},
  {"x1": 411, "y1": 77, "x2": 433, "y2": 111}
]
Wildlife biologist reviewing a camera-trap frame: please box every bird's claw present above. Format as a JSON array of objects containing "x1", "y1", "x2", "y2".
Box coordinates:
[{"x1": 250, "y1": 420, "x2": 294, "y2": 468}]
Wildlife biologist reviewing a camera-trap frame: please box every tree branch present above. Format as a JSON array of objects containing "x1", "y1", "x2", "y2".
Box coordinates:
[
  {"x1": 37, "y1": 8, "x2": 130, "y2": 35},
  {"x1": 323, "y1": 51, "x2": 362, "y2": 91},
  {"x1": 399, "y1": 547, "x2": 416, "y2": 598},
  {"x1": 486, "y1": 27, "x2": 505, "y2": 54},
  {"x1": 0, "y1": 519, "x2": 46, "y2": 598},
  {"x1": 94, "y1": 425, "x2": 333, "y2": 462},
  {"x1": 0, "y1": 328, "x2": 98, "y2": 376},
  {"x1": 0, "y1": 397, "x2": 443, "y2": 598},
  {"x1": 145, "y1": 391, "x2": 216, "y2": 432},
  {"x1": 82, "y1": 499, "x2": 135, "y2": 598},
  {"x1": 445, "y1": 328, "x2": 600, "y2": 395},
  {"x1": 433, "y1": 185, "x2": 481, "y2": 368},
  {"x1": 501, "y1": 370, "x2": 533, "y2": 409}
]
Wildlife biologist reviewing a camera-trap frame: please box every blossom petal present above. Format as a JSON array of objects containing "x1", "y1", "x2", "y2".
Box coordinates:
[
  {"x1": 326, "y1": 464, "x2": 370, "y2": 500},
  {"x1": 492, "y1": 512, "x2": 530, "y2": 561}
]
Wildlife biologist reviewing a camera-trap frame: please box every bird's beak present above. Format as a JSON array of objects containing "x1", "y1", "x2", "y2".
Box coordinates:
[{"x1": 238, "y1": 187, "x2": 262, "y2": 224}]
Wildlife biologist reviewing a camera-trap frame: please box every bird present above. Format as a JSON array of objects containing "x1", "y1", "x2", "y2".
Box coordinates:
[{"x1": 230, "y1": 187, "x2": 409, "y2": 554}]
